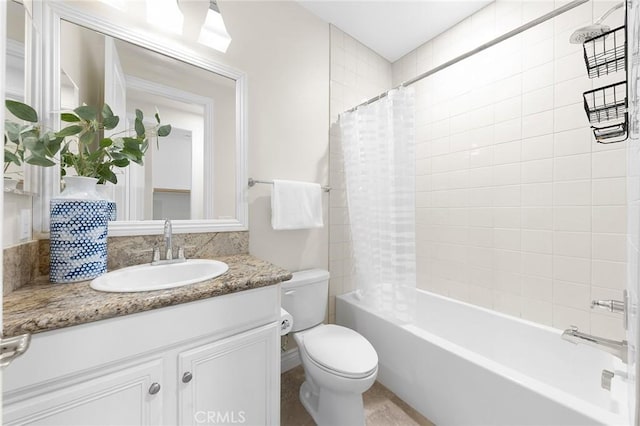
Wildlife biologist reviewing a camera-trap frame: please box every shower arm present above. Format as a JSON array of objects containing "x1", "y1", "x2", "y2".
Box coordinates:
[{"x1": 595, "y1": 2, "x2": 624, "y2": 24}]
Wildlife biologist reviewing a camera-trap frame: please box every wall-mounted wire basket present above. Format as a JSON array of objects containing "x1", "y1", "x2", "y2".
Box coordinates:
[
  {"x1": 582, "y1": 26, "x2": 626, "y2": 78},
  {"x1": 583, "y1": 81, "x2": 627, "y2": 124},
  {"x1": 591, "y1": 114, "x2": 628, "y2": 143}
]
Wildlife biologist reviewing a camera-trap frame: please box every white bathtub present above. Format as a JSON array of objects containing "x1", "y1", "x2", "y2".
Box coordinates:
[{"x1": 336, "y1": 289, "x2": 630, "y2": 426}]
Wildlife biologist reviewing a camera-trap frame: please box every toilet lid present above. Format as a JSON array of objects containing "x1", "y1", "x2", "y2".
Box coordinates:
[{"x1": 304, "y1": 325, "x2": 378, "y2": 378}]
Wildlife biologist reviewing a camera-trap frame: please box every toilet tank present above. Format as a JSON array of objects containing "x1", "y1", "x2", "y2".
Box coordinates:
[{"x1": 281, "y1": 269, "x2": 330, "y2": 332}]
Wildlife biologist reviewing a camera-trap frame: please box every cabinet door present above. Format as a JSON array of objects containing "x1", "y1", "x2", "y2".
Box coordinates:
[
  {"x1": 178, "y1": 323, "x2": 279, "y2": 426},
  {"x1": 4, "y1": 359, "x2": 163, "y2": 426}
]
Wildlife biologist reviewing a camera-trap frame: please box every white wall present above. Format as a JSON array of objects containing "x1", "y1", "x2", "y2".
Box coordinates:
[
  {"x1": 60, "y1": 20, "x2": 104, "y2": 108},
  {"x1": 220, "y1": 1, "x2": 330, "y2": 272},
  {"x1": 393, "y1": 0, "x2": 627, "y2": 339}
]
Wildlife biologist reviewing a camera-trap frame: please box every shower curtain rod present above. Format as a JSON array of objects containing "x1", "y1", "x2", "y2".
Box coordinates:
[{"x1": 343, "y1": 0, "x2": 589, "y2": 114}]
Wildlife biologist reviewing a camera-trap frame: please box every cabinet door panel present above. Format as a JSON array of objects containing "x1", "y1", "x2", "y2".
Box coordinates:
[
  {"x1": 4, "y1": 359, "x2": 163, "y2": 426},
  {"x1": 179, "y1": 323, "x2": 279, "y2": 426}
]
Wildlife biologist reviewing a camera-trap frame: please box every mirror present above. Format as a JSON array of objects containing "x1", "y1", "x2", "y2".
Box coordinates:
[
  {"x1": 38, "y1": 2, "x2": 248, "y2": 234},
  {"x1": 60, "y1": 20, "x2": 237, "y2": 222},
  {"x1": 4, "y1": 0, "x2": 26, "y2": 188}
]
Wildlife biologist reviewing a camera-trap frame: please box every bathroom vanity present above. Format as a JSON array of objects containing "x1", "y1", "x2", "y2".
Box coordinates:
[{"x1": 2, "y1": 254, "x2": 290, "y2": 426}]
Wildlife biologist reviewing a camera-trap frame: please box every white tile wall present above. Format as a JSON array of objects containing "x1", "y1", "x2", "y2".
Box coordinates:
[
  {"x1": 329, "y1": 1, "x2": 628, "y2": 339},
  {"x1": 395, "y1": 0, "x2": 627, "y2": 339}
]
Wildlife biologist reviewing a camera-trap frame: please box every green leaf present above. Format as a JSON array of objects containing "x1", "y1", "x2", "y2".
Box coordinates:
[
  {"x1": 61, "y1": 113, "x2": 81, "y2": 123},
  {"x1": 100, "y1": 138, "x2": 113, "y2": 148},
  {"x1": 102, "y1": 103, "x2": 114, "y2": 119},
  {"x1": 86, "y1": 148, "x2": 101, "y2": 159},
  {"x1": 4, "y1": 150, "x2": 22, "y2": 166},
  {"x1": 25, "y1": 155, "x2": 56, "y2": 167},
  {"x1": 103, "y1": 115, "x2": 120, "y2": 130},
  {"x1": 120, "y1": 147, "x2": 143, "y2": 163},
  {"x1": 4, "y1": 121, "x2": 21, "y2": 143},
  {"x1": 134, "y1": 118, "x2": 145, "y2": 137},
  {"x1": 135, "y1": 109, "x2": 143, "y2": 121},
  {"x1": 56, "y1": 125, "x2": 83, "y2": 137},
  {"x1": 79, "y1": 130, "x2": 96, "y2": 147},
  {"x1": 6, "y1": 100, "x2": 38, "y2": 122},
  {"x1": 111, "y1": 137, "x2": 124, "y2": 149},
  {"x1": 111, "y1": 158, "x2": 129, "y2": 168},
  {"x1": 157, "y1": 124, "x2": 172, "y2": 137},
  {"x1": 100, "y1": 168, "x2": 118, "y2": 184},
  {"x1": 22, "y1": 135, "x2": 42, "y2": 154},
  {"x1": 44, "y1": 134, "x2": 63, "y2": 157},
  {"x1": 122, "y1": 138, "x2": 143, "y2": 155},
  {"x1": 154, "y1": 112, "x2": 160, "y2": 124},
  {"x1": 74, "y1": 105, "x2": 98, "y2": 121}
]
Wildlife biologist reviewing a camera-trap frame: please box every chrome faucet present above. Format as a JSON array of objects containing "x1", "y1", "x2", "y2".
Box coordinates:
[
  {"x1": 561, "y1": 326, "x2": 628, "y2": 364},
  {"x1": 151, "y1": 219, "x2": 186, "y2": 265},
  {"x1": 164, "y1": 218, "x2": 173, "y2": 260}
]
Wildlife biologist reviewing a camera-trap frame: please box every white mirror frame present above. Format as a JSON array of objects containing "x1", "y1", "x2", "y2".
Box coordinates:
[{"x1": 34, "y1": 1, "x2": 248, "y2": 236}]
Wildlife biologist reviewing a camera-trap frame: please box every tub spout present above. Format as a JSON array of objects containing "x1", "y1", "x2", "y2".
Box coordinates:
[{"x1": 561, "y1": 326, "x2": 628, "y2": 364}]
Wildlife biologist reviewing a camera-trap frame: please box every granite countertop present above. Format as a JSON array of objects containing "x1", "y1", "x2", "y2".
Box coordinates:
[{"x1": 4, "y1": 254, "x2": 292, "y2": 338}]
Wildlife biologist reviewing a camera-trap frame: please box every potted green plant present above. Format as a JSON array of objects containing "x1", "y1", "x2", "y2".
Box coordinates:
[
  {"x1": 3, "y1": 100, "x2": 61, "y2": 189},
  {"x1": 3, "y1": 99, "x2": 172, "y2": 185},
  {"x1": 5, "y1": 99, "x2": 172, "y2": 284}
]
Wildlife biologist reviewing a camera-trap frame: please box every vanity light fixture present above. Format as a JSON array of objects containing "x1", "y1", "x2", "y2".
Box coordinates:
[
  {"x1": 146, "y1": 0, "x2": 184, "y2": 35},
  {"x1": 197, "y1": 0, "x2": 232, "y2": 53}
]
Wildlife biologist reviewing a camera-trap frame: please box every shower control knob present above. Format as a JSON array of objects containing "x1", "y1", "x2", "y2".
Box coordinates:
[
  {"x1": 148, "y1": 382, "x2": 161, "y2": 395},
  {"x1": 182, "y1": 372, "x2": 193, "y2": 383}
]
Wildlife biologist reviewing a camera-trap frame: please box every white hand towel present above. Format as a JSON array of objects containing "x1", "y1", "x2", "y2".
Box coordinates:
[{"x1": 271, "y1": 179, "x2": 324, "y2": 230}]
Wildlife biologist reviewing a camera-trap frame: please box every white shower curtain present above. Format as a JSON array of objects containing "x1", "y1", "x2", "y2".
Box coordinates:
[{"x1": 340, "y1": 86, "x2": 416, "y2": 320}]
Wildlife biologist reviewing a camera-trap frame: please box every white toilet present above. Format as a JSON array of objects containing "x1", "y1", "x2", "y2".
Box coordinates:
[{"x1": 281, "y1": 269, "x2": 378, "y2": 426}]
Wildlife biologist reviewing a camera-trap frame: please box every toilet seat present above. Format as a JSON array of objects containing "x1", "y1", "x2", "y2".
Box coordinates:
[{"x1": 303, "y1": 325, "x2": 378, "y2": 379}]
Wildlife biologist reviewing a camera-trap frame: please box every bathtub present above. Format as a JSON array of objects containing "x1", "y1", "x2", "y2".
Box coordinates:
[{"x1": 336, "y1": 289, "x2": 631, "y2": 426}]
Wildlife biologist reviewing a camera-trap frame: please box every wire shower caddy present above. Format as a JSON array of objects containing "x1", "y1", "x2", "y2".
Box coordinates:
[
  {"x1": 583, "y1": 81, "x2": 628, "y2": 143},
  {"x1": 580, "y1": 18, "x2": 628, "y2": 144},
  {"x1": 582, "y1": 26, "x2": 626, "y2": 78}
]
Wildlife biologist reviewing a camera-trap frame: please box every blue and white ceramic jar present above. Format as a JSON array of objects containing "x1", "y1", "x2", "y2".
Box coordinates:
[
  {"x1": 49, "y1": 176, "x2": 109, "y2": 283},
  {"x1": 96, "y1": 182, "x2": 117, "y2": 221}
]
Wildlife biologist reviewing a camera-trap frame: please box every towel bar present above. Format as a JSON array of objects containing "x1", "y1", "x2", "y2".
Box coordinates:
[{"x1": 248, "y1": 178, "x2": 331, "y2": 192}]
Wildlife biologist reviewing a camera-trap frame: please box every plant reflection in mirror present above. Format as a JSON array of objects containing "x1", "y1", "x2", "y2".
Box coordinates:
[{"x1": 3, "y1": 100, "x2": 172, "y2": 184}]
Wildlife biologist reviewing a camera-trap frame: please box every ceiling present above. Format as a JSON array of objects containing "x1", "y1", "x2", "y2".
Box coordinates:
[{"x1": 298, "y1": 0, "x2": 492, "y2": 63}]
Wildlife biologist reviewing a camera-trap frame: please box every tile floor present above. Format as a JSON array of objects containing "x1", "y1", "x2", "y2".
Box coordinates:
[{"x1": 281, "y1": 366, "x2": 435, "y2": 426}]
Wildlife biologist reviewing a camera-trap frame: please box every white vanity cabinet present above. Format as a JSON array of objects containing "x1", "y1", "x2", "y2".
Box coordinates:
[
  {"x1": 3, "y1": 358, "x2": 165, "y2": 425},
  {"x1": 3, "y1": 285, "x2": 281, "y2": 426},
  {"x1": 178, "y1": 325, "x2": 277, "y2": 425}
]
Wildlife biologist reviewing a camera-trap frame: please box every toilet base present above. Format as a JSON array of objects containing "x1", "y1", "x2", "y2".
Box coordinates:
[{"x1": 299, "y1": 379, "x2": 366, "y2": 426}]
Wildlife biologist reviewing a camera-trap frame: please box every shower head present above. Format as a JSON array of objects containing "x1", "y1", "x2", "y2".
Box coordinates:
[
  {"x1": 568, "y1": 2, "x2": 624, "y2": 44},
  {"x1": 569, "y1": 23, "x2": 611, "y2": 44}
]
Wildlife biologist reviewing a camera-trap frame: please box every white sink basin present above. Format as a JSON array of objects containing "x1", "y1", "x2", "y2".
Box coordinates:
[{"x1": 90, "y1": 259, "x2": 229, "y2": 293}]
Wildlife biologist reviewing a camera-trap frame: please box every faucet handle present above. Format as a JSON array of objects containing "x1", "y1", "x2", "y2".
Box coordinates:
[
  {"x1": 152, "y1": 247, "x2": 160, "y2": 263},
  {"x1": 592, "y1": 290, "x2": 630, "y2": 330},
  {"x1": 177, "y1": 247, "x2": 186, "y2": 260},
  {"x1": 591, "y1": 299, "x2": 625, "y2": 313}
]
